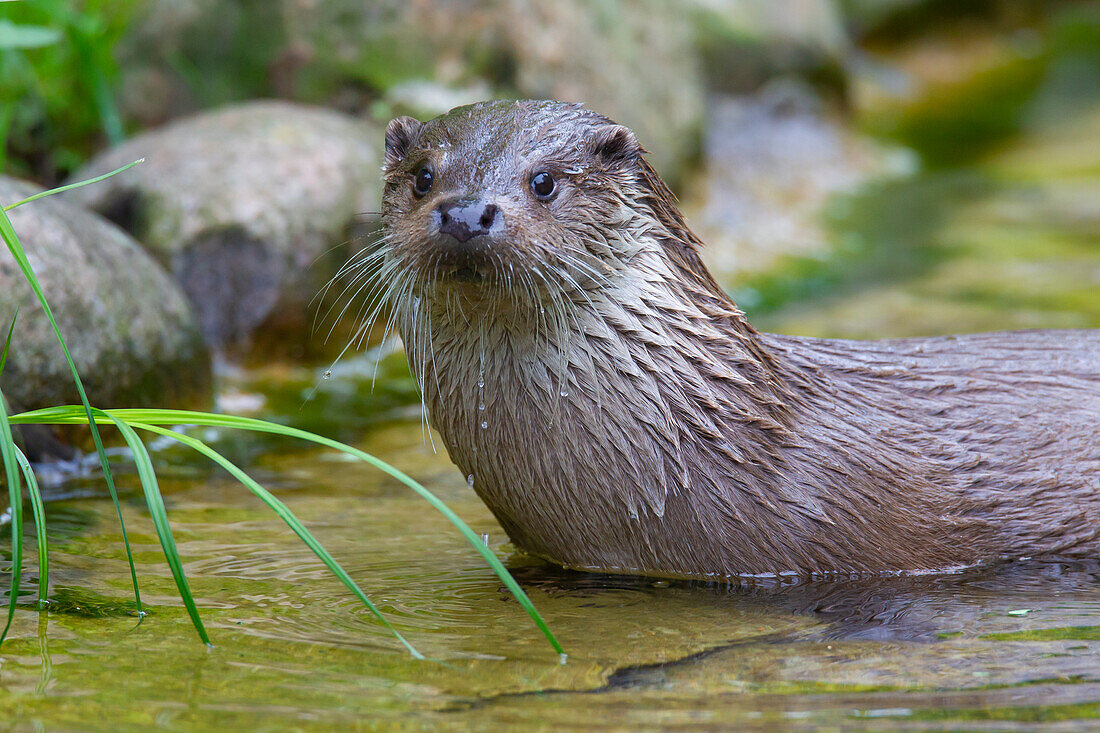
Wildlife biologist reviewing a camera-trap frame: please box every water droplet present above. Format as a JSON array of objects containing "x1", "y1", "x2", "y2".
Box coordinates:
[
  {"x1": 466, "y1": 474, "x2": 475, "y2": 489},
  {"x1": 477, "y1": 377, "x2": 485, "y2": 388},
  {"x1": 480, "y1": 421, "x2": 489, "y2": 430},
  {"x1": 558, "y1": 653, "x2": 569, "y2": 665},
  {"x1": 481, "y1": 533, "x2": 490, "y2": 546},
  {"x1": 322, "y1": 370, "x2": 332, "y2": 380},
  {"x1": 539, "y1": 307, "x2": 545, "y2": 314},
  {"x1": 478, "y1": 402, "x2": 486, "y2": 411},
  {"x1": 559, "y1": 388, "x2": 569, "y2": 397}
]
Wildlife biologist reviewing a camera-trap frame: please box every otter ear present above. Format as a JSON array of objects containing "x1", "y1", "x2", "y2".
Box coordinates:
[
  {"x1": 588, "y1": 124, "x2": 642, "y2": 167},
  {"x1": 384, "y1": 116, "x2": 423, "y2": 170}
]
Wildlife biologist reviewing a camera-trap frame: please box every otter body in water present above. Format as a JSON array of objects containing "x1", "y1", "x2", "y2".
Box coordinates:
[{"x1": 376, "y1": 100, "x2": 1099, "y2": 579}]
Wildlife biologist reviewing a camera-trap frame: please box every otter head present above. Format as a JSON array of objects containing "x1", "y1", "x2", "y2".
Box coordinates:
[{"x1": 378, "y1": 101, "x2": 717, "y2": 321}]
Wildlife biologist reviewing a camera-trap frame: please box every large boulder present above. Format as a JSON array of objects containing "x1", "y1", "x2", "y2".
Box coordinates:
[
  {"x1": 64, "y1": 101, "x2": 381, "y2": 354},
  {"x1": 0, "y1": 176, "x2": 210, "y2": 416}
]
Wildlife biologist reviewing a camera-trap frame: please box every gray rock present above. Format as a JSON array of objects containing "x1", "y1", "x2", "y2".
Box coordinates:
[
  {"x1": 511, "y1": 0, "x2": 704, "y2": 184},
  {"x1": 64, "y1": 101, "x2": 381, "y2": 351},
  {"x1": 0, "y1": 175, "x2": 210, "y2": 416}
]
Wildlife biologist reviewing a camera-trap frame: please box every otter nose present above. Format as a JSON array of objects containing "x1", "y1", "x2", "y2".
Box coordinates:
[{"x1": 438, "y1": 200, "x2": 500, "y2": 243}]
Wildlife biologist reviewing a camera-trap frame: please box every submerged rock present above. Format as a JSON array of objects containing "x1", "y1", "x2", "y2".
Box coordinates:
[
  {"x1": 0, "y1": 175, "x2": 211, "y2": 417},
  {"x1": 64, "y1": 101, "x2": 381, "y2": 354}
]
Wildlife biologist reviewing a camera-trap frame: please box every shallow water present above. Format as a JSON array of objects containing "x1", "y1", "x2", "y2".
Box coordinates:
[
  {"x1": 4, "y1": 420, "x2": 1100, "y2": 730},
  {"x1": 4, "y1": 10, "x2": 1100, "y2": 732}
]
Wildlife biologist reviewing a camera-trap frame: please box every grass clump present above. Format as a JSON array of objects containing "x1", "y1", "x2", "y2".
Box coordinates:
[
  {"x1": 0, "y1": 166, "x2": 563, "y2": 659},
  {"x1": 0, "y1": 0, "x2": 140, "y2": 179}
]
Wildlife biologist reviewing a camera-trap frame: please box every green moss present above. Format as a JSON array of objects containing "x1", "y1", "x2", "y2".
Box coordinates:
[
  {"x1": 907, "y1": 701, "x2": 1100, "y2": 723},
  {"x1": 867, "y1": 55, "x2": 1048, "y2": 168},
  {"x1": 42, "y1": 586, "x2": 144, "y2": 618},
  {"x1": 982, "y1": 626, "x2": 1100, "y2": 642}
]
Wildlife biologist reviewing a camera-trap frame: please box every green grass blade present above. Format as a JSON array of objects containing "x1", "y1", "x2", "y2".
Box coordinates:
[
  {"x1": 11, "y1": 406, "x2": 565, "y2": 656},
  {"x1": 101, "y1": 414, "x2": 209, "y2": 645},
  {"x1": 2, "y1": 159, "x2": 142, "y2": 212},
  {"x1": 0, "y1": 198, "x2": 143, "y2": 614},
  {"x1": 130, "y1": 422, "x2": 424, "y2": 659},
  {"x1": 12, "y1": 446, "x2": 47, "y2": 608},
  {"x1": 0, "y1": 389, "x2": 24, "y2": 644},
  {"x1": 0, "y1": 308, "x2": 16, "y2": 376},
  {"x1": 0, "y1": 20, "x2": 63, "y2": 49}
]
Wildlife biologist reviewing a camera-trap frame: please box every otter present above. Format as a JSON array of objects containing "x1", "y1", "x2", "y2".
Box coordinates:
[{"x1": 371, "y1": 99, "x2": 1099, "y2": 579}]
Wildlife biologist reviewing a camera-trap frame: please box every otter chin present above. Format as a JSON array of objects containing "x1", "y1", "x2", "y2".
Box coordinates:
[{"x1": 373, "y1": 99, "x2": 1100, "y2": 580}]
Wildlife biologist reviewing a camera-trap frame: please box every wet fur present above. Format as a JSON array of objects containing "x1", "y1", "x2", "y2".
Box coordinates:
[{"x1": 366, "y1": 100, "x2": 1100, "y2": 578}]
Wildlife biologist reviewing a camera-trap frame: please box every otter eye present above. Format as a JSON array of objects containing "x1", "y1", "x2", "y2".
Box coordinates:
[
  {"x1": 530, "y1": 171, "x2": 555, "y2": 199},
  {"x1": 413, "y1": 167, "x2": 434, "y2": 197}
]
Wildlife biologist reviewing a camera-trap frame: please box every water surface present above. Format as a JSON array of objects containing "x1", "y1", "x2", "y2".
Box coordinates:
[{"x1": 4, "y1": 420, "x2": 1100, "y2": 730}]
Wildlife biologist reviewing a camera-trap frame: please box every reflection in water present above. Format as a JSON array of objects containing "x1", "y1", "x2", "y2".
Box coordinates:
[
  {"x1": 470, "y1": 560, "x2": 1100, "y2": 728},
  {"x1": 515, "y1": 557, "x2": 1100, "y2": 643}
]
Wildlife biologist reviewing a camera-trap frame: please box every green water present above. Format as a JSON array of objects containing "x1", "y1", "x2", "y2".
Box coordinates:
[
  {"x1": 4, "y1": 418, "x2": 1100, "y2": 730},
  {"x1": 4, "y1": 12, "x2": 1100, "y2": 732},
  {"x1": 3, "y1": 419, "x2": 1100, "y2": 730}
]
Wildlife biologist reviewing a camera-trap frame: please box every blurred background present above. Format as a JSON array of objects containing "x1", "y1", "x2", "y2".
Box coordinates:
[
  {"x1": 2, "y1": 0, "x2": 1100, "y2": 451},
  {"x1": 2, "y1": 1, "x2": 1098, "y2": 400},
  {"x1": 2, "y1": 0, "x2": 1098, "y2": 473},
  {"x1": 2, "y1": 2, "x2": 1100, "y2": 729}
]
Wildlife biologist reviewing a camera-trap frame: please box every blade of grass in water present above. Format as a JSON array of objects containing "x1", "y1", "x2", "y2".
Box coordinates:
[
  {"x1": 12, "y1": 445, "x2": 47, "y2": 608},
  {"x1": 12, "y1": 406, "x2": 565, "y2": 657},
  {"x1": 0, "y1": 308, "x2": 16, "y2": 375},
  {"x1": 4, "y1": 313, "x2": 51, "y2": 608},
  {"x1": 0, "y1": 180, "x2": 144, "y2": 614},
  {"x1": 130, "y1": 422, "x2": 424, "y2": 658},
  {"x1": 99, "y1": 413, "x2": 207, "y2": 644},
  {"x1": 0, "y1": 389, "x2": 24, "y2": 643}
]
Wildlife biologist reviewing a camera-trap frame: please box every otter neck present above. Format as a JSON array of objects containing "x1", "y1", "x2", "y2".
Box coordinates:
[{"x1": 396, "y1": 249, "x2": 973, "y2": 577}]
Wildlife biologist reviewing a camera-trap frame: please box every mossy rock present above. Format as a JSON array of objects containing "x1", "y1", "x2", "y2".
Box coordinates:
[
  {"x1": 64, "y1": 101, "x2": 381, "y2": 354},
  {"x1": 0, "y1": 175, "x2": 211, "y2": 421}
]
